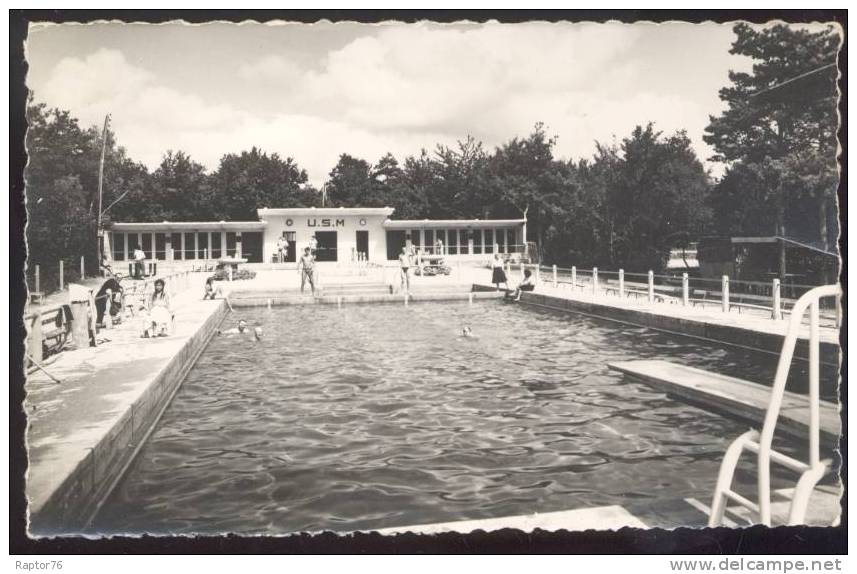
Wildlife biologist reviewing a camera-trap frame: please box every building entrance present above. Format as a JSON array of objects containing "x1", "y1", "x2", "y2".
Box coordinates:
[
  {"x1": 315, "y1": 231, "x2": 338, "y2": 262},
  {"x1": 283, "y1": 231, "x2": 296, "y2": 263},
  {"x1": 241, "y1": 232, "x2": 264, "y2": 263},
  {"x1": 386, "y1": 230, "x2": 406, "y2": 260},
  {"x1": 356, "y1": 230, "x2": 369, "y2": 261}
]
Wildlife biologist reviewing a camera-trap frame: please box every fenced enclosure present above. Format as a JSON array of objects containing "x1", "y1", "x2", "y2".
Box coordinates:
[{"x1": 505, "y1": 263, "x2": 841, "y2": 329}]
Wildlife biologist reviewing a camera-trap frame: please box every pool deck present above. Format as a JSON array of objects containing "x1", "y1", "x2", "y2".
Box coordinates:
[
  {"x1": 608, "y1": 360, "x2": 841, "y2": 441},
  {"x1": 373, "y1": 485, "x2": 840, "y2": 534},
  {"x1": 22, "y1": 265, "x2": 842, "y2": 535},
  {"x1": 479, "y1": 280, "x2": 840, "y2": 364},
  {"x1": 25, "y1": 272, "x2": 227, "y2": 534}
]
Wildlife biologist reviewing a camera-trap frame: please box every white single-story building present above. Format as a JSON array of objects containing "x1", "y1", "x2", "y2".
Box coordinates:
[{"x1": 108, "y1": 207, "x2": 527, "y2": 264}]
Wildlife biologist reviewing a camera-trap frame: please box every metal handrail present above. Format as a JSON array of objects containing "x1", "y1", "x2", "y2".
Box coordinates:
[{"x1": 708, "y1": 284, "x2": 841, "y2": 526}]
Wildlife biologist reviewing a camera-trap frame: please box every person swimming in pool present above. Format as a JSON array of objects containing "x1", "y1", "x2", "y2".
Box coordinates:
[
  {"x1": 218, "y1": 320, "x2": 262, "y2": 341},
  {"x1": 218, "y1": 319, "x2": 248, "y2": 335},
  {"x1": 458, "y1": 326, "x2": 478, "y2": 340}
]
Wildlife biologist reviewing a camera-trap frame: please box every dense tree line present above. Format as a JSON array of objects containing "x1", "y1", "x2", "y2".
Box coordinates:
[
  {"x1": 323, "y1": 123, "x2": 711, "y2": 271},
  {"x1": 24, "y1": 23, "x2": 839, "y2": 283},
  {"x1": 704, "y1": 23, "x2": 840, "y2": 251}
]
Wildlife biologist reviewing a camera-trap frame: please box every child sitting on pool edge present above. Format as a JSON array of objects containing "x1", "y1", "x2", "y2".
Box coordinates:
[
  {"x1": 203, "y1": 276, "x2": 224, "y2": 300},
  {"x1": 512, "y1": 269, "x2": 537, "y2": 301}
]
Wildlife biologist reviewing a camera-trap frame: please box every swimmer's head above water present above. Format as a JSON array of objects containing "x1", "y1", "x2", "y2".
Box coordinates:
[
  {"x1": 237, "y1": 319, "x2": 247, "y2": 333},
  {"x1": 462, "y1": 326, "x2": 473, "y2": 337},
  {"x1": 253, "y1": 326, "x2": 263, "y2": 340}
]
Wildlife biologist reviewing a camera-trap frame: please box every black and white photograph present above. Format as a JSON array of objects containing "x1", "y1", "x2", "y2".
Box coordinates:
[{"x1": 10, "y1": 10, "x2": 845, "y2": 551}]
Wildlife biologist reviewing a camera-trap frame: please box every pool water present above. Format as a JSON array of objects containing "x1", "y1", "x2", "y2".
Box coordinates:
[{"x1": 94, "y1": 301, "x2": 839, "y2": 534}]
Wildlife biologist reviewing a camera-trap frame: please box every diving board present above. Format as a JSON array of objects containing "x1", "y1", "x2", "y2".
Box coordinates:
[{"x1": 608, "y1": 360, "x2": 840, "y2": 442}]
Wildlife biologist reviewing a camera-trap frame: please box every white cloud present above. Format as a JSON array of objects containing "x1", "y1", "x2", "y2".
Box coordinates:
[
  {"x1": 237, "y1": 55, "x2": 304, "y2": 85},
  {"x1": 34, "y1": 23, "x2": 742, "y2": 186}
]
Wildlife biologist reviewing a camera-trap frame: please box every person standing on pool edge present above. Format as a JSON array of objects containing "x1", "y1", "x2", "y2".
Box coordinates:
[
  {"x1": 398, "y1": 245, "x2": 412, "y2": 295},
  {"x1": 298, "y1": 246, "x2": 316, "y2": 295},
  {"x1": 491, "y1": 253, "x2": 509, "y2": 291}
]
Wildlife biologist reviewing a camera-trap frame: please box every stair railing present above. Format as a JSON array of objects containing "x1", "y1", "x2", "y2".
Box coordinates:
[{"x1": 708, "y1": 284, "x2": 840, "y2": 526}]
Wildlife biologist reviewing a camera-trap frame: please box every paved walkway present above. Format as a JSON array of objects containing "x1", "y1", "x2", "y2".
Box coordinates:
[
  {"x1": 504, "y1": 279, "x2": 840, "y2": 346},
  {"x1": 25, "y1": 272, "x2": 219, "y2": 520}
]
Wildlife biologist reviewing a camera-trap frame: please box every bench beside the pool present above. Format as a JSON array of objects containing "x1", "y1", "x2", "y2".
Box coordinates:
[{"x1": 608, "y1": 360, "x2": 840, "y2": 442}]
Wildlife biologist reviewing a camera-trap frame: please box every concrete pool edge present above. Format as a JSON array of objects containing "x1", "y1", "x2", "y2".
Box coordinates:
[
  {"x1": 491, "y1": 286, "x2": 841, "y2": 365},
  {"x1": 228, "y1": 290, "x2": 506, "y2": 307},
  {"x1": 27, "y1": 277, "x2": 840, "y2": 536},
  {"x1": 28, "y1": 299, "x2": 230, "y2": 536}
]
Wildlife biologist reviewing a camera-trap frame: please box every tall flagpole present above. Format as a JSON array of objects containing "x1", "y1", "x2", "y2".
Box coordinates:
[{"x1": 96, "y1": 114, "x2": 110, "y2": 262}]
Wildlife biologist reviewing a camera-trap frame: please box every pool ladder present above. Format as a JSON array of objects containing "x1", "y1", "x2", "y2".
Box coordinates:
[{"x1": 708, "y1": 284, "x2": 840, "y2": 527}]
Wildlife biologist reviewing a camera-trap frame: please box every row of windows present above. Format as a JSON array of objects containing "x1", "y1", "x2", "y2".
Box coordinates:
[
  {"x1": 110, "y1": 231, "x2": 238, "y2": 261},
  {"x1": 403, "y1": 228, "x2": 519, "y2": 255}
]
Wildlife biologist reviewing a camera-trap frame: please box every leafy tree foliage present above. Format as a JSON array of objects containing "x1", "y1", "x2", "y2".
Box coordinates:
[
  {"x1": 26, "y1": 101, "x2": 713, "y2": 284},
  {"x1": 26, "y1": 101, "x2": 148, "y2": 284},
  {"x1": 211, "y1": 147, "x2": 313, "y2": 220},
  {"x1": 326, "y1": 154, "x2": 380, "y2": 207},
  {"x1": 704, "y1": 23, "x2": 840, "y2": 249},
  {"x1": 569, "y1": 125, "x2": 712, "y2": 270}
]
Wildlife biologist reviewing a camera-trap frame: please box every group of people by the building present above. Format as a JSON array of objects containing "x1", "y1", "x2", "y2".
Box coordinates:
[{"x1": 109, "y1": 231, "x2": 536, "y2": 342}]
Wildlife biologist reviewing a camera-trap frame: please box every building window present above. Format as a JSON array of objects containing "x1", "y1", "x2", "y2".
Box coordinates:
[
  {"x1": 507, "y1": 229, "x2": 517, "y2": 252},
  {"x1": 112, "y1": 232, "x2": 125, "y2": 261},
  {"x1": 155, "y1": 233, "x2": 167, "y2": 260},
  {"x1": 226, "y1": 232, "x2": 237, "y2": 257},
  {"x1": 459, "y1": 230, "x2": 469, "y2": 254},
  {"x1": 484, "y1": 229, "x2": 493, "y2": 254},
  {"x1": 184, "y1": 232, "x2": 196, "y2": 260},
  {"x1": 198, "y1": 232, "x2": 209, "y2": 259},
  {"x1": 447, "y1": 229, "x2": 458, "y2": 255},
  {"x1": 171, "y1": 232, "x2": 183, "y2": 260},
  {"x1": 497, "y1": 228, "x2": 507, "y2": 253},
  {"x1": 211, "y1": 232, "x2": 222, "y2": 259},
  {"x1": 142, "y1": 233, "x2": 153, "y2": 258},
  {"x1": 474, "y1": 229, "x2": 483, "y2": 255},
  {"x1": 425, "y1": 229, "x2": 440, "y2": 255}
]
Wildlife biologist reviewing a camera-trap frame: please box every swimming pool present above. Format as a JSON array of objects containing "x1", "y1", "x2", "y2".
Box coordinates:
[{"x1": 93, "y1": 301, "x2": 839, "y2": 534}]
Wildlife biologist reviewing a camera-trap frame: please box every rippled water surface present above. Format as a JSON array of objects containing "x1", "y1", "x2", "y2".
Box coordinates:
[{"x1": 95, "y1": 302, "x2": 839, "y2": 534}]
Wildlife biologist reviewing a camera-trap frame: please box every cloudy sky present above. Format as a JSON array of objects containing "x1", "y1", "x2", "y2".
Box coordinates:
[{"x1": 26, "y1": 20, "x2": 764, "y2": 186}]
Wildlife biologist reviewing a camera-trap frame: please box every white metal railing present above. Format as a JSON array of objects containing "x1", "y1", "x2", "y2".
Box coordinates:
[
  {"x1": 708, "y1": 284, "x2": 841, "y2": 527},
  {"x1": 515, "y1": 263, "x2": 839, "y2": 326}
]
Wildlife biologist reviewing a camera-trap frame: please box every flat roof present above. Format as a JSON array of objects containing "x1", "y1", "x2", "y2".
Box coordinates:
[
  {"x1": 111, "y1": 221, "x2": 267, "y2": 231},
  {"x1": 383, "y1": 219, "x2": 526, "y2": 230},
  {"x1": 258, "y1": 207, "x2": 395, "y2": 217},
  {"x1": 731, "y1": 236, "x2": 838, "y2": 257}
]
